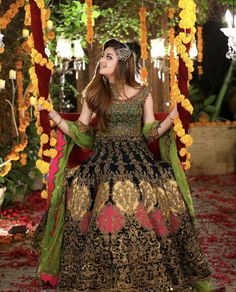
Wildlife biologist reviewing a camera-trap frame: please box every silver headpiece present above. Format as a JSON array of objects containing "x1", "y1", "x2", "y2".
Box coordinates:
[{"x1": 115, "y1": 46, "x2": 132, "y2": 62}]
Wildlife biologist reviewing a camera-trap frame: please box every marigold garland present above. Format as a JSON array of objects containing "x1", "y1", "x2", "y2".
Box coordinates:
[
  {"x1": 31, "y1": 48, "x2": 54, "y2": 71},
  {"x1": 197, "y1": 26, "x2": 203, "y2": 75},
  {"x1": 168, "y1": 7, "x2": 178, "y2": 112},
  {"x1": 168, "y1": 7, "x2": 175, "y2": 19},
  {"x1": 24, "y1": 4, "x2": 31, "y2": 26},
  {"x1": 27, "y1": 0, "x2": 56, "y2": 199},
  {"x1": 0, "y1": 0, "x2": 25, "y2": 31},
  {"x1": 139, "y1": 6, "x2": 148, "y2": 84},
  {"x1": 171, "y1": 0, "x2": 197, "y2": 170},
  {"x1": 169, "y1": 27, "x2": 176, "y2": 89},
  {"x1": 85, "y1": 0, "x2": 93, "y2": 44},
  {"x1": 0, "y1": 59, "x2": 30, "y2": 177}
]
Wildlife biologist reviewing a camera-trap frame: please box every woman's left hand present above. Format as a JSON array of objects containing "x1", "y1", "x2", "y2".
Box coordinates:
[{"x1": 170, "y1": 102, "x2": 178, "y2": 121}]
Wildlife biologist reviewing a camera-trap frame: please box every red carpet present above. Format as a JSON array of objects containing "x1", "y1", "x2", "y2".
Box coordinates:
[{"x1": 0, "y1": 174, "x2": 235, "y2": 291}]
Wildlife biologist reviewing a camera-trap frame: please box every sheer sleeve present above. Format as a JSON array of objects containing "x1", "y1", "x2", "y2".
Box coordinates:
[{"x1": 65, "y1": 120, "x2": 95, "y2": 149}]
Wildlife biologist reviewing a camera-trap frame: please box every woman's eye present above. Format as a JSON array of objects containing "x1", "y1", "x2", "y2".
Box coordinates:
[{"x1": 107, "y1": 56, "x2": 112, "y2": 60}]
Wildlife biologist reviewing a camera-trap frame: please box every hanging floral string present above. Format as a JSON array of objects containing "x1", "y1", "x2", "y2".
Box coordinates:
[
  {"x1": 85, "y1": 0, "x2": 93, "y2": 44},
  {"x1": 0, "y1": 0, "x2": 25, "y2": 54},
  {"x1": 0, "y1": 0, "x2": 25, "y2": 31},
  {"x1": 139, "y1": 6, "x2": 148, "y2": 84},
  {"x1": 0, "y1": 45, "x2": 31, "y2": 177},
  {"x1": 28, "y1": 0, "x2": 56, "y2": 198},
  {"x1": 197, "y1": 26, "x2": 203, "y2": 75},
  {"x1": 172, "y1": 0, "x2": 196, "y2": 170},
  {"x1": 168, "y1": 7, "x2": 178, "y2": 111},
  {"x1": 0, "y1": 67, "x2": 31, "y2": 175}
]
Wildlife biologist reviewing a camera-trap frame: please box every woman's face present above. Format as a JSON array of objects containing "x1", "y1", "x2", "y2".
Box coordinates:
[{"x1": 99, "y1": 47, "x2": 119, "y2": 78}]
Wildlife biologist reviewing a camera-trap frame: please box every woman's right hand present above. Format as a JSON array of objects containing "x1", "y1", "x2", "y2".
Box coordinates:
[{"x1": 38, "y1": 96, "x2": 53, "y2": 112}]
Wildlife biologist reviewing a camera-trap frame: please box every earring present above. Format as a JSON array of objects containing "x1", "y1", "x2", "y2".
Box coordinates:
[{"x1": 102, "y1": 75, "x2": 108, "y2": 84}]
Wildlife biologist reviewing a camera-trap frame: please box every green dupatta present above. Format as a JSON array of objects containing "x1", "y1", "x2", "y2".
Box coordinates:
[{"x1": 37, "y1": 120, "x2": 94, "y2": 285}]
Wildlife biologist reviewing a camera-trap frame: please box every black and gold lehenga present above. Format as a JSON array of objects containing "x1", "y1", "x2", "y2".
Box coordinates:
[{"x1": 34, "y1": 86, "x2": 211, "y2": 291}]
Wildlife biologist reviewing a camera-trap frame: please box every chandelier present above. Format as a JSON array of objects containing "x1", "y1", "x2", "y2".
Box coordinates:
[
  {"x1": 150, "y1": 37, "x2": 197, "y2": 83},
  {"x1": 55, "y1": 38, "x2": 85, "y2": 111},
  {"x1": 56, "y1": 38, "x2": 85, "y2": 79},
  {"x1": 0, "y1": 32, "x2": 4, "y2": 49},
  {"x1": 150, "y1": 38, "x2": 168, "y2": 82},
  {"x1": 220, "y1": 9, "x2": 236, "y2": 60}
]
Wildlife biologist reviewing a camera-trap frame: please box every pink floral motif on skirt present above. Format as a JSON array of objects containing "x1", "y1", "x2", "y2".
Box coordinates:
[
  {"x1": 170, "y1": 212, "x2": 181, "y2": 233},
  {"x1": 96, "y1": 205, "x2": 124, "y2": 234},
  {"x1": 135, "y1": 203, "x2": 153, "y2": 229},
  {"x1": 80, "y1": 211, "x2": 92, "y2": 234},
  {"x1": 149, "y1": 209, "x2": 169, "y2": 237}
]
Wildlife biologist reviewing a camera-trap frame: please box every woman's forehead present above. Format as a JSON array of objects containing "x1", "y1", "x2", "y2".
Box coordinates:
[{"x1": 103, "y1": 47, "x2": 116, "y2": 55}]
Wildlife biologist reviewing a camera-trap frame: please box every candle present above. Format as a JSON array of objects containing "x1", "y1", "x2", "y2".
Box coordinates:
[
  {"x1": 9, "y1": 70, "x2": 16, "y2": 80},
  {"x1": 0, "y1": 79, "x2": 5, "y2": 89},
  {"x1": 22, "y1": 29, "x2": 29, "y2": 38},
  {"x1": 47, "y1": 20, "x2": 53, "y2": 31}
]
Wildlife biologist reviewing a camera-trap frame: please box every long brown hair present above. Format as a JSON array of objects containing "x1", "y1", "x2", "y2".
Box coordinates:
[{"x1": 83, "y1": 39, "x2": 141, "y2": 131}]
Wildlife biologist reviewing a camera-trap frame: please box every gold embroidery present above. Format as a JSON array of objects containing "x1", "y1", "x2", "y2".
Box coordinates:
[
  {"x1": 67, "y1": 182, "x2": 90, "y2": 221},
  {"x1": 112, "y1": 180, "x2": 139, "y2": 215},
  {"x1": 75, "y1": 120, "x2": 96, "y2": 136},
  {"x1": 93, "y1": 182, "x2": 110, "y2": 214},
  {"x1": 139, "y1": 180, "x2": 157, "y2": 213}
]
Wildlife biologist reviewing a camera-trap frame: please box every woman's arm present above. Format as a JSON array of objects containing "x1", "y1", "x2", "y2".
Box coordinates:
[
  {"x1": 143, "y1": 93, "x2": 178, "y2": 138},
  {"x1": 48, "y1": 99, "x2": 93, "y2": 137}
]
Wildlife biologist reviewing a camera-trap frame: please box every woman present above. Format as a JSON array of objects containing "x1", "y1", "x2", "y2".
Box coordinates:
[{"x1": 36, "y1": 39, "x2": 211, "y2": 291}]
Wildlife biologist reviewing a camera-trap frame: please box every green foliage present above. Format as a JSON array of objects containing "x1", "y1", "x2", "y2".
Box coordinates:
[
  {"x1": 47, "y1": 0, "x2": 176, "y2": 45},
  {"x1": 189, "y1": 84, "x2": 218, "y2": 121},
  {"x1": 49, "y1": 1, "x2": 100, "y2": 47},
  {"x1": 0, "y1": 121, "x2": 40, "y2": 207},
  {"x1": 196, "y1": 0, "x2": 208, "y2": 25}
]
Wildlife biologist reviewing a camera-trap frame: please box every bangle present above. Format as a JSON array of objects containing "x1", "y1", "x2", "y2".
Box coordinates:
[{"x1": 56, "y1": 117, "x2": 62, "y2": 126}]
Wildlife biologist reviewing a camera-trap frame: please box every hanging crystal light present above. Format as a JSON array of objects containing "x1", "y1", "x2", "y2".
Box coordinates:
[
  {"x1": 73, "y1": 40, "x2": 85, "y2": 79},
  {"x1": 150, "y1": 38, "x2": 166, "y2": 68},
  {"x1": 189, "y1": 40, "x2": 198, "y2": 59},
  {"x1": 0, "y1": 32, "x2": 5, "y2": 49},
  {"x1": 150, "y1": 38, "x2": 167, "y2": 82},
  {"x1": 220, "y1": 9, "x2": 236, "y2": 60},
  {"x1": 55, "y1": 37, "x2": 86, "y2": 111}
]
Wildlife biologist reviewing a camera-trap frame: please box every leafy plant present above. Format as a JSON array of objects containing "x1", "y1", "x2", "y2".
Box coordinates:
[
  {"x1": 189, "y1": 84, "x2": 217, "y2": 122},
  {"x1": 0, "y1": 120, "x2": 40, "y2": 207}
]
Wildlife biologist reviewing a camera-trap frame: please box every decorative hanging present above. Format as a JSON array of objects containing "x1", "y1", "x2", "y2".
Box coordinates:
[
  {"x1": 0, "y1": 2, "x2": 32, "y2": 178},
  {"x1": 85, "y1": 0, "x2": 93, "y2": 44},
  {"x1": 139, "y1": 6, "x2": 148, "y2": 84},
  {"x1": 168, "y1": 7, "x2": 178, "y2": 111},
  {"x1": 29, "y1": 0, "x2": 56, "y2": 198},
  {"x1": 172, "y1": 0, "x2": 196, "y2": 170},
  {"x1": 0, "y1": 32, "x2": 5, "y2": 54},
  {"x1": 197, "y1": 26, "x2": 203, "y2": 75},
  {"x1": 0, "y1": 0, "x2": 25, "y2": 55},
  {"x1": 220, "y1": 9, "x2": 236, "y2": 60},
  {"x1": 0, "y1": 0, "x2": 25, "y2": 30}
]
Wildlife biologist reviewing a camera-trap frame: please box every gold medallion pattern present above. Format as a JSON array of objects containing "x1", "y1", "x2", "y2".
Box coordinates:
[
  {"x1": 112, "y1": 180, "x2": 139, "y2": 215},
  {"x1": 93, "y1": 182, "x2": 110, "y2": 214},
  {"x1": 67, "y1": 181, "x2": 90, "y2": 221}
]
